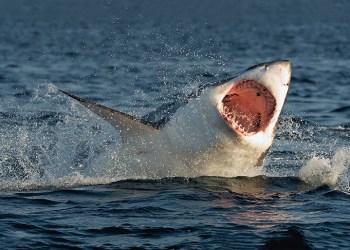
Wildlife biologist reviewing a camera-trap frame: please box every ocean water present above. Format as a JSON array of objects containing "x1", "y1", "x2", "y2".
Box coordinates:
[{"x1": 0, "y1": 0, "x2": 350, "y2": 249}]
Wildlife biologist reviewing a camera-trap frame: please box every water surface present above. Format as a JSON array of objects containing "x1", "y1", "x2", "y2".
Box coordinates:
[{"x1": 0, "y1": 1, "x2": 349, "y2": 249}]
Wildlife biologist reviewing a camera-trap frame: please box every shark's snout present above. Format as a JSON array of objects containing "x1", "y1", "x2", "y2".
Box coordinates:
[
  {"x1": 267, "y1": 60, "x2": 291, "y2": 87},
  {"x1": 270, "y1": 59, "x2": 291, "y2": 69}
]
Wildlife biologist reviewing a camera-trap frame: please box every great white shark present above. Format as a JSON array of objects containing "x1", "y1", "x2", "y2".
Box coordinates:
[{"x1": 60, "y1": 60, "x2": 291, "y2": 177}]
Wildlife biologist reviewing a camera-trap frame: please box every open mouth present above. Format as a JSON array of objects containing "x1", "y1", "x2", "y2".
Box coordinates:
[{"x1": 220, "y1": 80, "x2": 276, "y2": 135}]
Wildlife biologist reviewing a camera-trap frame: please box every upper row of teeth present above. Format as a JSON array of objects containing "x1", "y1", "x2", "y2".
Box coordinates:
[{"x1": 234, "y1": 80, "x2": 276, "y2": 114}]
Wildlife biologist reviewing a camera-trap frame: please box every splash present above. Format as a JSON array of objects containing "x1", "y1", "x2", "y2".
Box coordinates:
[
  {"x1": 0, "y1": 84, "x2": 124, "y2": 191},
  {"x1": 299, "y1": 147, "x2": 350, "y2": 191}
]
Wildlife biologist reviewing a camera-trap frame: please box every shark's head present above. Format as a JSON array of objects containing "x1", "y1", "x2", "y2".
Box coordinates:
[{"x1": 212, "y1": 60, "x2": 291, "y2": 150}]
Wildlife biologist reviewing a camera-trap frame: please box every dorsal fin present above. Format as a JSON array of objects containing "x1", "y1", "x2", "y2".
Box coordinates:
[{"x1": 60, "y1": 90, "x2": 159, "y2": 141}]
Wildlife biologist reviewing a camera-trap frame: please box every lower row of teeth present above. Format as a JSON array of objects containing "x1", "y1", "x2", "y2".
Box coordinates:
[{"x1": 223, "y1": 108, "x2": 258, "y2": 133}]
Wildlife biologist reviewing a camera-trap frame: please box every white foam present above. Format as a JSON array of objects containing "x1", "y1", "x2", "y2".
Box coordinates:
[
  {"x1": 0, "y1": 84, "x2": 124, "y2": 191},
  {"x1": 299, "y1": 147, "x2": 350, "y2": 191}
]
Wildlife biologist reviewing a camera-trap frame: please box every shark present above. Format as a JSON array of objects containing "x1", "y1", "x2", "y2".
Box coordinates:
[{"x1": 60, "y1": 60, "x2": 291, "y2": 178}]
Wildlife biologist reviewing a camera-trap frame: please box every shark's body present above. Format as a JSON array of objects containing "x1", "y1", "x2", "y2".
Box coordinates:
[{"x1": 61, "y1": 60, "x2": 291, "y2": 177}]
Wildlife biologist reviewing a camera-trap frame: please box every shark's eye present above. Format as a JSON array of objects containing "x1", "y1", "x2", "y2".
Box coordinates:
[{"x1": 263, "y1": 64, "x2": 268, "y2": 70}]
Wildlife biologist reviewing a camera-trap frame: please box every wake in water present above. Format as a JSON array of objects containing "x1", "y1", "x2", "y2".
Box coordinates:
[{"x1": 0, "y1": 84, "x2": 349, "y2": 192}]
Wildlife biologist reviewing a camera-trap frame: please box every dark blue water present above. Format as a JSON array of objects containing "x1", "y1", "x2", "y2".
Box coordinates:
[{"x1": 1, "y1": 0, "x2": 349, "y2": 249}]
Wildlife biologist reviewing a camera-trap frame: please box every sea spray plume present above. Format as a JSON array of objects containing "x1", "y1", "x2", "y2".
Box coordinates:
[
  {"x1": 60, "y1": 60, "x2": 291, "y2": 178},
  {"x1": 299, "y1": 147, "x2": 350, "y2": 190}
]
